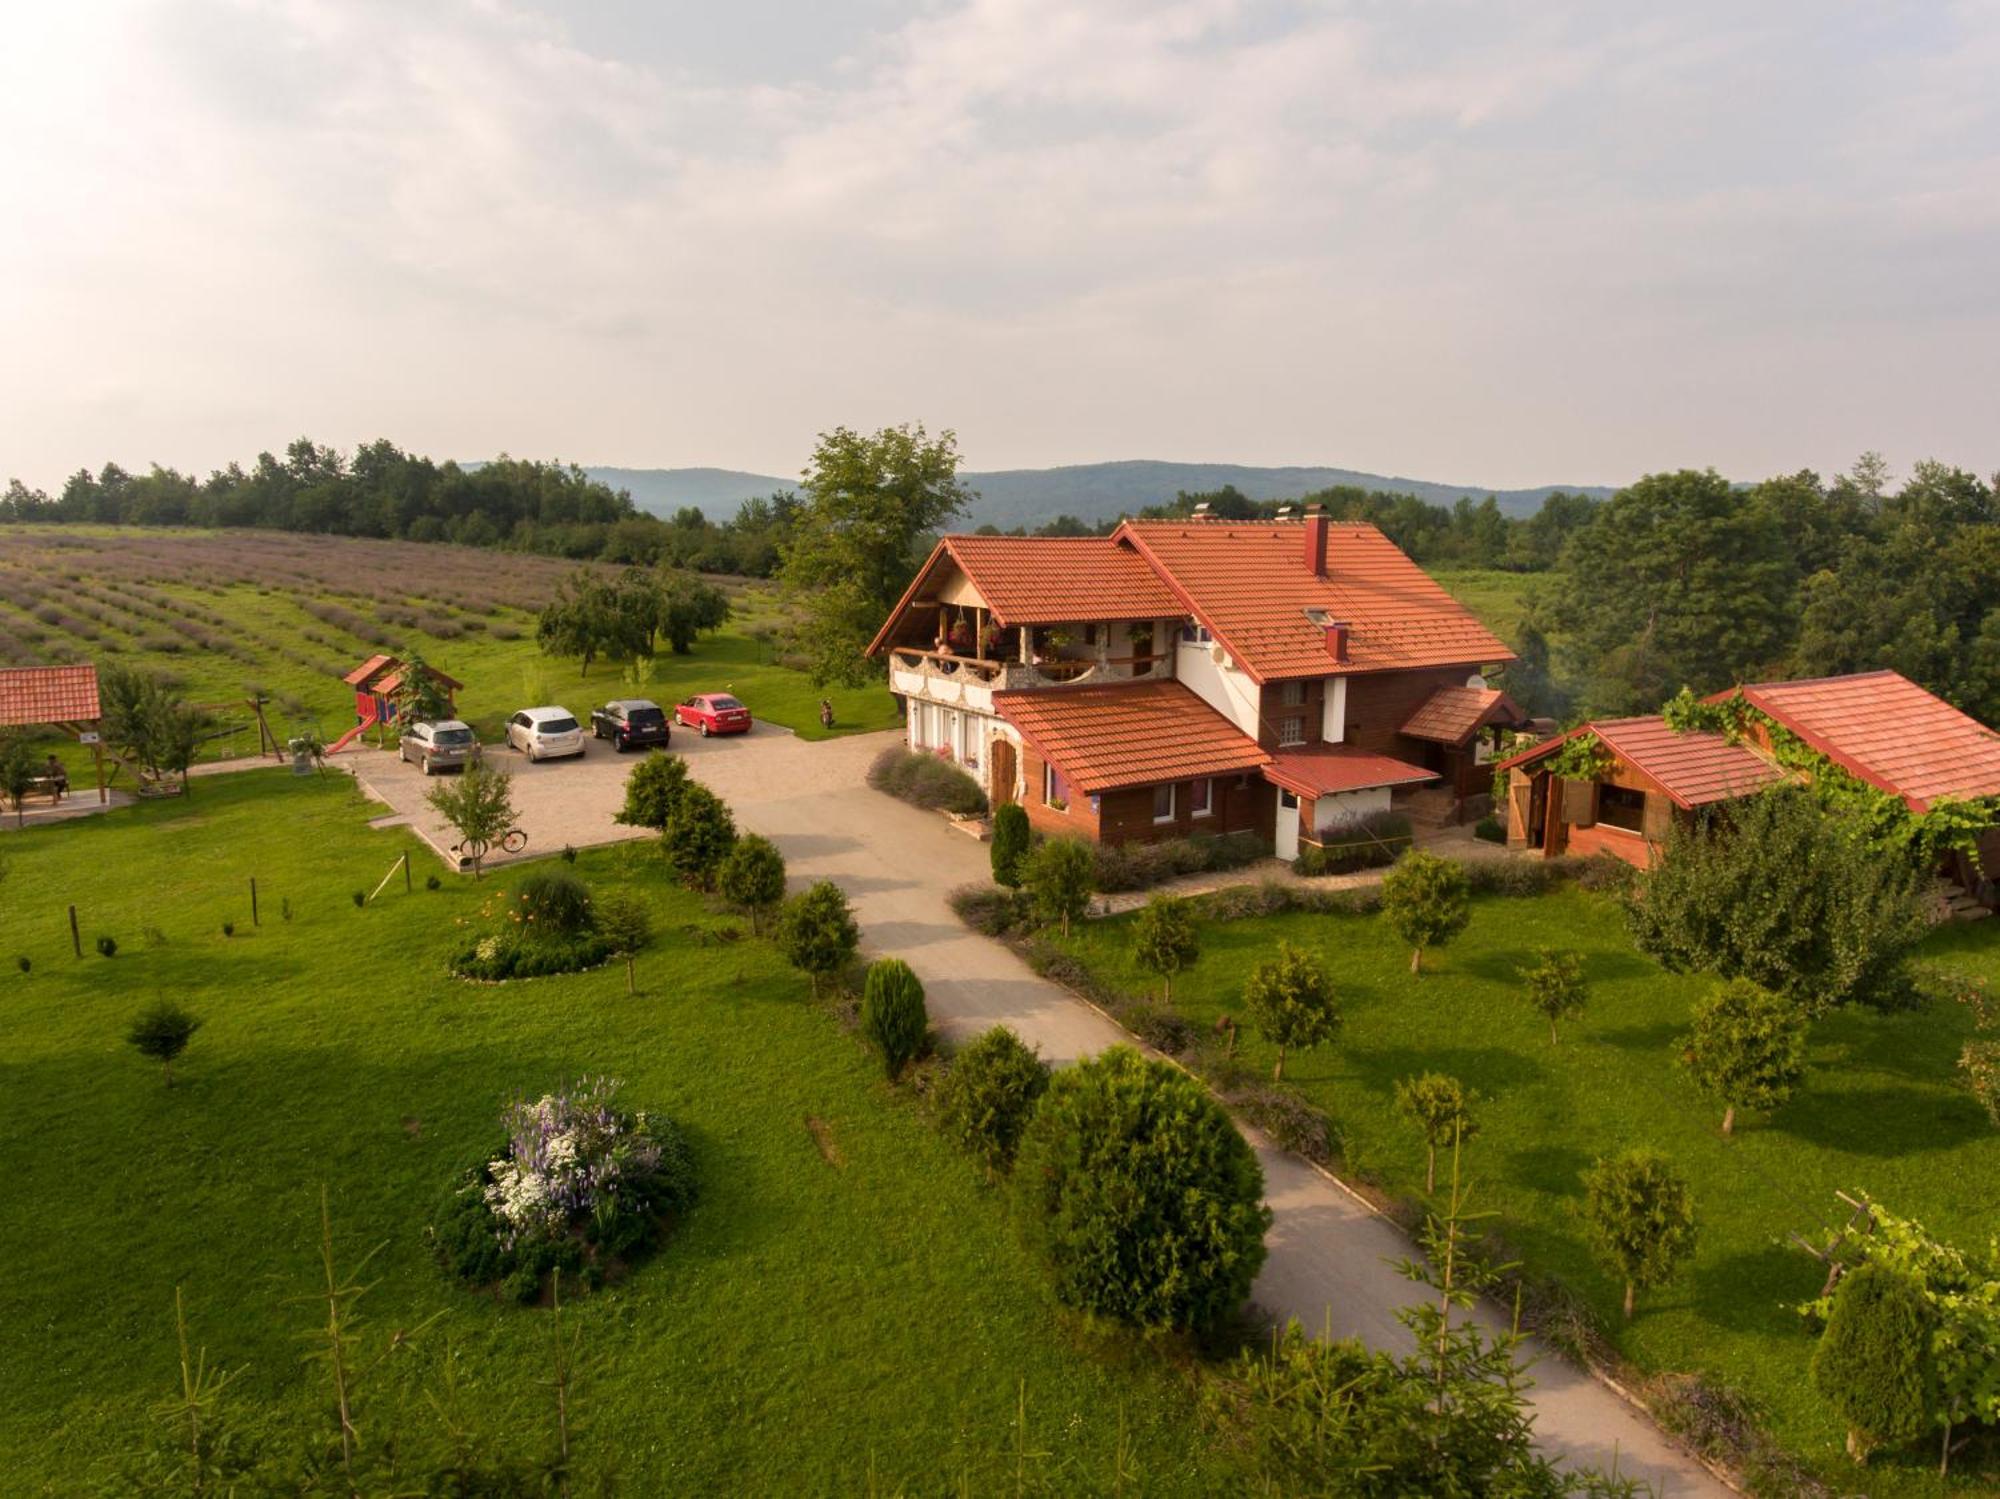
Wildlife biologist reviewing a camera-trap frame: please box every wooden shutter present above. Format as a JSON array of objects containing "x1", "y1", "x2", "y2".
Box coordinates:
[
  {"x1": 1642, "y1": 791, "x2": 1674, "y2": 841},
  {"x1": 1562, "y1": 778, "x2": 1598, "y2": 827}
]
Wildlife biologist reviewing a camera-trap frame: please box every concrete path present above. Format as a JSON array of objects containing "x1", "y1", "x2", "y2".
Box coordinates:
[{"x1": 684, "y1": 728, "x2": 1730, "y2": 1497}]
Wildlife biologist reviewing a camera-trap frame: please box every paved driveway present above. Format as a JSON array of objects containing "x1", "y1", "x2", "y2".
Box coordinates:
[{"x1": 682, "y1": 729, "x2": 1730, "y2": 1497}]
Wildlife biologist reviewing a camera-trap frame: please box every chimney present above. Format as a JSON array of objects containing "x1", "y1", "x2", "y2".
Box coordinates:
[
  {"x1": 1323, "y1": 622, "x2": 1350, "y2": 663},
  {"x1": 1303, "y1": 504, "x2": 1328, "y2": 577}
]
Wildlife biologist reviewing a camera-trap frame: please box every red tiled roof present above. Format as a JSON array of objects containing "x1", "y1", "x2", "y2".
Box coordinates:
[
  {"x1": 1115, "y1": 520, "x2": 1513, "y2": 682},
  {"x1": 992, "y1": 679, "x2": 1271, "y2": 794},
  {"x1": 0, "y1": 664, "x2": 100, "y2": 727},
  {"x1": 342, "y1": 654, "x2": 397, "y2": 688},
  {"x1": 1497, "y1": 716, "x2": 1786, "y2": 809},
  {"x1": 1729, "y1": 671, "x2": 2000, "y2": 813},
  {"x1": 1400, "y1": 685, "x2": 1524, "y2": 745},
  {"x1": 1264, "y1": 745, "x2": 1437, "y2": 798}
]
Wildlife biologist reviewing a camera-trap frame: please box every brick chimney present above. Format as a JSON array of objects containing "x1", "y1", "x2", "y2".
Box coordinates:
[
  {"x1": 1303, "y1": 504, "x2": 1328, "y2": 577},
  {"x1": 1323, "y1": 622, "x2": 1350, "y2": 663}
]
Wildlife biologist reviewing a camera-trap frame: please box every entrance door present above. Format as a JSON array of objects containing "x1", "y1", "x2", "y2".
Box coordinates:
[
  {"x1": 1275, "y1": 788, "x2": 1300, "y2": 861},
  {"x1": 990, "y1": 739, "x2": 1017, "y2": 806}
]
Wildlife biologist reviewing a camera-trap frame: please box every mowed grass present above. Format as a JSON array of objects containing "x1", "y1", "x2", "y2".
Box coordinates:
[
  {"x1": 1047, "y1": 887, "x2": 2000, "y2": 1495},
  {"x1": 1427, "y1": 567, "x2": 1541, "y2": 644},
  {"x1": 0, "y1": 526, "x2": 901, "y2": 782},
  {"x1": 0, "y1": 773, "x2": 1241, "y2": 1494}
]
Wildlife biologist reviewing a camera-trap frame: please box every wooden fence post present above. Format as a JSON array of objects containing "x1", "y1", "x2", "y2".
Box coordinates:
[
  {"x1": 68, "y1": 905, "x2": 81, "y2": 959},
  {"x1": 251, "y1": 877, "x2": 260, "y2": 927},
  {"x1": 402, "y1": 852, "x2": 412, "y2": 893}
]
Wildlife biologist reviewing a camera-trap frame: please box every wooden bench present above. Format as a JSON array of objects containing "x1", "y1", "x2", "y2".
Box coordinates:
[{"x1": 24, "y1": 774, "x2": 69, "y2": 804}]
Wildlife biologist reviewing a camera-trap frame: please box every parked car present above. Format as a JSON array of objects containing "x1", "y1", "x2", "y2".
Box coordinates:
[
  {"x1": 399, "y1": 719, "x2": 481, "y2": 775},
  {"x1": 674, "y1": 693, "x2": 753, "y2": 737},
  {"x1": 506, "y1": 706, "x2": 586, "y2": 762},
  {"x1": 590, "y1": 699, "x2": 671, "y2": 752}
]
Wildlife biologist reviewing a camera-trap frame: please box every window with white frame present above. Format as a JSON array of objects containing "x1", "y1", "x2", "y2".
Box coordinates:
[
  {"x1": 1190, "y1": 778, "x2": 1213, "y2": 817},
  {"x1": 1152, "y1": 784, "x2": 1176, "y2": 823},
  {"x1": 1278, "y1": 716, "x2": 1306, "y2": 747},
  {"x1": 1043, "y1": 761, "x2": 1069, "y2": 810},
  {"x1": 1280, "y1": 680, "x2": 1305, "y2": 707},
  {"x1": 1179, "y1": 622, "x2": 1211, "y2": 644}
]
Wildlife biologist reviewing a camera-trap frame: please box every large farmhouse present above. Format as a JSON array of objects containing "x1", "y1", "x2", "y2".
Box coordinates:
[{"x1": 866, "y1": 509, "x2": 1522, "y2": 855}]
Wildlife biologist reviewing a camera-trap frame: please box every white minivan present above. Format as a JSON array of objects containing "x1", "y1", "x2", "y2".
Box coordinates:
[{"x1": 505, "y1": 706, "x2": 586, "y2": 762}]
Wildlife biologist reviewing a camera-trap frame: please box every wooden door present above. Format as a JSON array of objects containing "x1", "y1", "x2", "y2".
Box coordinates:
[{"x1": 990, "y1": 738, "x2": 1017, "y2": 806}]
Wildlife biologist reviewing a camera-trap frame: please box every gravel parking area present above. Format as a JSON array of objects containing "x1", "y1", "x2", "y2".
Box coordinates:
[{"x1": 344, "y1": 722, "x2": 796, "y2": 871}]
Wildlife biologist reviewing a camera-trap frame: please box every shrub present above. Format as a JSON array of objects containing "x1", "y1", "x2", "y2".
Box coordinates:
[
  {"x1": 1023, "y1": 837, "x2": 1094, "y2": 936},
  {"x1": 717, "y1": 834, "x2": 787, "y2": 933},
  {"x1": 14, "y1": 955, "x2": 27, "y2": 974},
  {"x1": 450, "y1": 930, "x2": 615, "y2": 981},
  {"x1": 513, "y1": 869, "x2": 596, "y2": 937},
  {"x1": 1093, "y1": 829, "x2": 1267, "y2": 893},
  {"x1": 1521, "y1": 947, "x2": 1588, "y2": 1045},
  {"x1": 947, "y1": 883, "x2": 1034, "y2": 936},
  {"x1": 127, "y1": 1001, "x2": 201, "y2": 1086},
  {"x1": 1678, "y1": 977, "x2": 1809, "y2": 1135},
  {"x1": 1380, "y1": 851, "x2": 1470, "y2": 974},
  {"x1": 1124, "y1": 1002, "x2": 1198, "y2": 1056},
  {"x1": 1131, "y1": 894, "x2": 1200, "y2": 1002},
  {"x1": 661, "y1": 782, "x2": 737, "y2": 890},
  {"x1": 933, "y1": 1026, "x2": 1050, "y2": 1176},
  {"x1": 1243, "y1": 942, "x2": 1339, "y2": 1081},
  {"x1": 425, "y1": 874, "x2": 441, "y2": 891},
  {"x1": 989, "y1": 801, "x2": 1031, "y2": 888},
  {"x1": 614, "y1": 752, "x2": 690, "y2": 831},
  {"x1": 1225, "y1": 1086, "x2": 1339, "y2": 1167},
  {"x1": 1394, "y1": 1073, "x2": 1477, "y2": 1193},
  {"x1": 220, "y1": 921, "x2": 234, "y2": 938},
  {"x1": 859, "y1": 958, "x2": 929, "y2": 1080},
  {"x1": 1472, "y1": 814, "x2": 1505, "y2": 844},
  {"x1": 1961, "y1": 1039, "x2": 2000, "y2": 1127},
  {"x1": 1582, "y1": 1149, "x2": 1698, "y2": 1320},
  {"x1": 95, "y1": 935, "x2": 118, "y2": 958},
  {"x1": 866, "y1": 746, "x2": 987, "y2": 816},
  {"x1": 352, "y1": 890, "x2": 366, "y2": 908},
  {"x1": 1013, "y1": 1046, "x2": 1271, "y2": 1330},
  {"x1": 1290, "y1": 811, "x2": 1411, "y2": 877},
  {"x1": 776, "y1": 881, "x2": 859, "y2": 998},
  {"x1": 431, "y1": 1079, "x2": 697, "y2": 1302},
  {"x1": 1810, "y1": 1264, "x2": 1937, "y2": 1464}
]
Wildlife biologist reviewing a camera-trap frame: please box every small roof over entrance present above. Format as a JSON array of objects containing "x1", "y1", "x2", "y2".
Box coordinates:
[
  {"x1": 991, "y1": 679, "x2": 1270, "y2": 794},
  {"x1": 1399, "y1": 684, "x2": 1524, "y2": 746},
  {"x1": 0, "y1": 664, "x2": 100, "y2": 726},
  {"x1": 1264, "y1": 745, "x2": 1437, "y2": 799}
]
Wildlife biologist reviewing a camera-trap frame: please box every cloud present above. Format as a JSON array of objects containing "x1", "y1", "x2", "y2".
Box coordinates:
[{"x1": 0, "y1": 0, "x2": 1995, "y2": 487}]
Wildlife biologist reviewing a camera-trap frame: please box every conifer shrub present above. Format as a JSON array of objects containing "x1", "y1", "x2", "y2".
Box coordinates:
[
  {"x1": 989, "y1": 801, "x2": 1031, "y2": 888},
  {"x1": 1809, "y1": 1263, "x2": 1937, "y2": 1464},
  {"x1": 861, "y1": 958, "x2": 928, "y2": 1080},
  {"x1": 933, "y1": 1027, "x2": 1051, "y2": 1176}
]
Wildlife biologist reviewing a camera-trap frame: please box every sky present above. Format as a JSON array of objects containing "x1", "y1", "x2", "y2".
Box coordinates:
[{"x1": 1, "y1": 0, "x2": 1996, "y2": 493}]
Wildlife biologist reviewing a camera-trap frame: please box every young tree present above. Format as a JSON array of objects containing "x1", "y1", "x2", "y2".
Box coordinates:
[
  {"x1": 1023, "y1": 837, "x2": 1094, "y2": 936},
  {"x1": 614, "y1": 752, "x2": 689, "y2": 832},
  {"x1": 1012, "y1": 1046, "x2": 1271, "y2": 1330},
  {"x1": 657, "y1": 571, "x2": 731, "y2": 654},
  {"x1": 717, "y1": 833, "x2": 787, "y2": 933},
  {"x1": 425, "y1": 764, "x2": 517, "y2": 879},
  {"x1": 779, "y1": 423, "x2": 972, "y2": 685},
  {"x1": 1626, "y1": 786, "x2": 1929, "y2": 1015},
  {"x1": 1582, "y1": 1149, "x2": 1698, "y2": 1320},
  {"x1": 988, "y1": 801, "x2": 1031, "y2": 889},
  {"x1": 0, "y1": 736, "x2": 38, "y2": 828},
  {"x1": 661, "y1": 782, "x2": 737, "y2": 890},
  {"x1": 128, "y1": 1001, "x2": 202, "y2": 1086},
  {"x1": 934, "y1": 1026, "x2": 1050, "y2": 1177},
  {"x1": 1394, "y1": 1073, "x2": 1478, "y2": 1193},
  {"x1": 391, "y1": 650, "x2": 452, "y2": 727},
  {"x1": 1243, "y1": 942, "x2": 1339, "y2": 1081},
  {"x1": 1679, "y1": 977, "x2": 1810, "y2": 1135},
  {"x1": 776, "y1": 880, "x2": 859, "y2": 998},
  {"x1": 1132, "y1": 894, "x2": 1200, "y2": 1002},
  {"x1": 593, "y1": 889, "x2": 653, "y2": 996},
  {"x1": 1521, "y1": 947, "x2": 1588, "y2": 1044},
  {"x1": 861, "y1": 957, "x2": 928, "y2": 1080},
  {"x1": 1810, "y1": 1263, "x2": 1937, "y2": 1465},
  {"x1": 1380, "y1": 851, "x2": 1471, "y2": 975}
]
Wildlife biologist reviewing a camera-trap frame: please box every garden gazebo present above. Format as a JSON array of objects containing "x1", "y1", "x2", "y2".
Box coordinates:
[{"x1": 0, "y1": 664, "x2": 108, "y2": 803}]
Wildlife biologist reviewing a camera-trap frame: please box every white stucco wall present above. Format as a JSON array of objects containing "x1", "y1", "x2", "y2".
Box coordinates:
[
  {"x1": 1176, "y1": 641, "x2": 1262, "y2": 738},
  {"x1": 1312, "y1": 784, "x2": 1392, "y2": 832},
  {"x1": 1322, "y1": 676, "x2": 1347, "y2": 743}
]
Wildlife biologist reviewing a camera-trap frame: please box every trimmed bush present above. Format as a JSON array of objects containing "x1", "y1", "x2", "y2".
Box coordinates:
[
  {"x1": 1023, "y1": 837, "x2": 1095, "y2": 936},
  {"x1": 615, "y1": 752, "x2": 690, "y2": 831},
  {"x1": 989, "y1": 801, "x2": 1031, "y2": 888},
  {"x1": 661, "y1": 782, "x2": 737, "y2": 890},
  {"x1": 866, "y1": 746, "x2": 988, "y2": 816},
  {"x1": 861, "y1": 958, "x2": 928, "y2": 1079},
  {"x1": 1093, "y1": 829, "x2": 1267, "y2": 893},
  {"x1": 514, "y1": 868, "x2": 596, "y2": 937},
  {"x1": 1810, "y1": 1263, "x2": 1937, "y2": 1463},
  {"x1": 95, "y1": 935, "x2": 118, "y2": 958},
  {"x1": 718, "y1": 834, "x2": 787, "y2": 933},
  {"x1": 127, "y1": 1000, "x2": 201, "y2": 1086},
  {"x1": 776, "y1": 880, "x2": 859, "y2": 998},
  {"x1": 933, "y1": 1026, "x2": 1050, "y2": 1175},
  {"x1": 1012, "y1": 1045, "x2": 1271, "y2": 1330},
  {"x1": 1290, "y1": 811, "x2": 1412, "y2": 877}
]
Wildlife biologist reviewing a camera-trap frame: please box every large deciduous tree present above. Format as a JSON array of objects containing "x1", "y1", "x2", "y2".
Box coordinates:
[{"x1": 780, "y1": 424, "x2": 972, "y2": 685}]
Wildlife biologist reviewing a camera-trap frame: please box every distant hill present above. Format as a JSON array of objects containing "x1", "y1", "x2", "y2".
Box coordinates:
[{"x1": 590, "y1": 460, "x2": 1618, "y2": 530}]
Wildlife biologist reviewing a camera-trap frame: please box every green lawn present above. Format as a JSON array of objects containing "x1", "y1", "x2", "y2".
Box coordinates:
[
  {"x1": 1046, "y1": 887, "x2": 2000, "y2": 1495},
  {"x1": 0, "y1": 527, "x2": 901, "y2": 784},
  {"x1": 1428, "y1": 567, "x2": 1541, "y2": 645},
  {"x1": 0, "y1": 773, "x2": 1240, "y2": 1494}
]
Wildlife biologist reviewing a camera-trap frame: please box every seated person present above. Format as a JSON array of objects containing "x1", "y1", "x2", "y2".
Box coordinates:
[{"x1": 44, "y1": 754, "x2": 68, "y2": 800}]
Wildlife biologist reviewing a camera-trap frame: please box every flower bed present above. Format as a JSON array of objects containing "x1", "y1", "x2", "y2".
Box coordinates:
[
  {"x1": 448, "y1": 870, "x2": 615, "y2": 980},
  {"x1": 431, "y1": 1078, "x2": 698, "y2": 1302}
]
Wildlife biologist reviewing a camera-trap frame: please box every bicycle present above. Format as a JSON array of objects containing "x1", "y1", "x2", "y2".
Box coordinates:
[{"x1": 452, "y1": 826, "x2": 528, "y2": 862}]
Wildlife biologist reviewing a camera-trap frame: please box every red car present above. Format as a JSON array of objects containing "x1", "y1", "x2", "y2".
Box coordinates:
[{"x1": 675, "y1": 693, "x2": 753, "y2": 737}]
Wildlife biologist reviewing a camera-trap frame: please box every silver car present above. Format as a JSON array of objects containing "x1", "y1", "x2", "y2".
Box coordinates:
[
  {"x1": 399, "y1": 719, "x2": 482, "y2": 775},
  {"x1": 506, "y1": 706, "x2": 586, "y2": 762}
]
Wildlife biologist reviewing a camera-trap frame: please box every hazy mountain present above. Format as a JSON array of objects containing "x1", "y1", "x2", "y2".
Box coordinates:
[{"x1": 590, "y1": 459, "x2": 1618, "y2": 529}]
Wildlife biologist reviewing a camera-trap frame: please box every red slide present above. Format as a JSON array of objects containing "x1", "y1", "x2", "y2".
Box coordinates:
[{"x1": 327, "y1": 708, "x2": 378, "y2": 754}]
